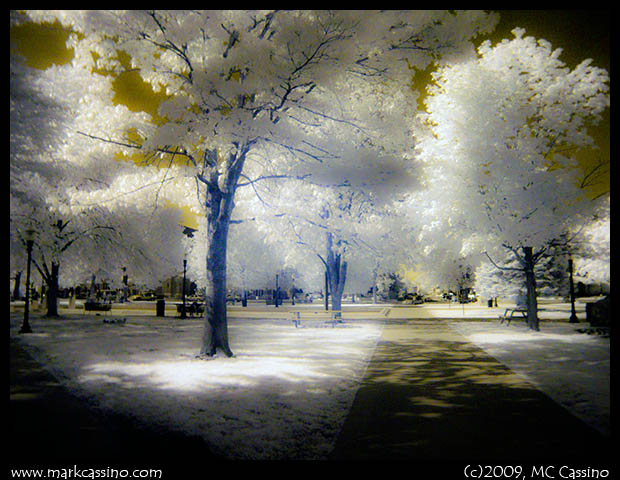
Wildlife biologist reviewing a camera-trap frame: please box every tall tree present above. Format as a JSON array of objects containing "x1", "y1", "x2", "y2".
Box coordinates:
[
  {"x1": 10, "y1": 27, "x2": 185, "y2": 317},
  {"x1": 248, "y1": 141, "x2": 421, "y2": 313},
  {"x1": 21, "y1": 10, "x2": 498, "y2": 355},
  {"x1": 416, "y1": 28, "x2": 610, "y2": 330}
]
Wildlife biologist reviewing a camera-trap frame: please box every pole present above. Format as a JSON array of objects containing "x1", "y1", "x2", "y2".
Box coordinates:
[
  {"x1": 122, "y1": 267, "x2": 128, "y2": 303},
  {"x1": 568, "y1": 258, "x2": 578, "y2": 323},
  {"x1": 324, "y1": 270, "x2": 329, "y2": 311},
  {"x1": 292, "y1": 275, "x2": 295, "y2": 306},
  {"x1": 372, "y1": 270, "x2": 377, "y2": 304},
  {"x1": 19, "y1": 239, "x2": 33, "y2": 334},
  {"x1": 181, "y1": 258, "x2": 187, "y2": 318},
  {"x1": 275, "y1": 274, "x2": 279, "y2": 308}
]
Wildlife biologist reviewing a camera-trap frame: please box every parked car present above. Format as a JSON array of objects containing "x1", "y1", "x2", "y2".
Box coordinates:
[
  {"x1": 129, "y1": 293, "x2": 157, "y2": 301},
  {"x1": 226, "y1": 294, "x2": 242, "y2": 303},
  {"x1": 399, "y1": 293, "x2": 424, "y2": 304}
]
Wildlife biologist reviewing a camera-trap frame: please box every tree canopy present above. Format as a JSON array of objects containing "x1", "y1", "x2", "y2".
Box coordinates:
[
  {"x1": 415, "y1": 28, "x2": 609, "y2": 328},
  {"x1": 11, "y1": 11, "x2": 609, "y2": 338}
]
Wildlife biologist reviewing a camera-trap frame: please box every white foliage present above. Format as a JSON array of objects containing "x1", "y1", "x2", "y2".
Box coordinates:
[
  {"x1": 10, "y1": 43, "x2": 186, "y2": 288},
  {"x1": 416, "y1": 28, "x2": 609, "y2": 259},
  {"x1": 573, "y1": 197, "x2": 610, "y2": 285},
  {"x1": 19, "y1": 10, "x2": 498, "y2": 161},
  {"x1": 14, "y1": 10, "x2": 500, "y2": 296}
]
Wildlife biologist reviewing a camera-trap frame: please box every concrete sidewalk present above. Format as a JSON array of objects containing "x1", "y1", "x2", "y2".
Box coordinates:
[{"x1": 329, "y1": 319, "x2": 611, "y2": 461}]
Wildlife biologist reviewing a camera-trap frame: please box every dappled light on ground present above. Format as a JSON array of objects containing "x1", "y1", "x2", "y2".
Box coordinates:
[
  {"x1": 10, "y1": 312, "x2": 609, "y2": 459},
  {"x1": 363, "y1": 319, "x2": 533, "y2": 392},
  {"x1": 10, "y1": 314, "x2": 384, "y2": 459},
  {"x1": 80, "y1": 354, "x2": 336, "y2": 392},
  {"x1": 331, "y1": 319, "x2": 609, "y2": 460},
  {"x1": 448, "y1": 320, "x2": 610, "y2": 436}
]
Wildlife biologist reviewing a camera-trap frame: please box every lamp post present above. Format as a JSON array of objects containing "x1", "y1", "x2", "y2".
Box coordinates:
[
  {"x1": 19, "y1": 229, "x2": 35, "y2": 334},
  {"x1": 180, "y1": 226, "x2": 196, "y2": 319},
  {"x1": 568, "y1": 257, "x2": 579, "y2": 323},
  {"x1": 181, "y1": 254, "x2": 187, "y2": 319}
]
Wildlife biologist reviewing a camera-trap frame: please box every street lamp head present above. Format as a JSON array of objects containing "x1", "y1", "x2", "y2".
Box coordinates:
[
  {"x1": 182, "y1": 226, "x2": 197, "y2": 238},
  {"x1": 24, "y1": 228, "x2": 36, "y2": 243}
]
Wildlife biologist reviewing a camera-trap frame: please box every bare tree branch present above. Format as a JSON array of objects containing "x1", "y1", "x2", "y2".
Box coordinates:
[
  {"x1": 76, "y1": 131, "x2": 196, "y2": 166},
  {"x1": 484, "y1": 250, "x2": 524, "y2": 272},
  {"x1": 72, "y1": 176, "x2": 180, "y2": 207},
  {"x1": 236, "y1": 173, "x2": 310, "y2": 188},
  {"x1": 579, "y1": 158, "x2": 610, "y2": 190}
]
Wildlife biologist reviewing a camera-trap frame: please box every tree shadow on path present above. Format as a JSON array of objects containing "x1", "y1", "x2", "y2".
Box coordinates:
[{"x1": 330, "y1": 320, "x2": 610, "y2": 461}]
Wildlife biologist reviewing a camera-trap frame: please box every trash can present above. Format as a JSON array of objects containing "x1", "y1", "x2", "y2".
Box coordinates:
[
  {"x1": 156, "y1": 299, "x2": 165, "y2": 317},
  {"x1": 586, "y1": 295, "x2": 609, "y2": 327},
  {"x1": 488, "y1": 299, "x2": 493, "y2": 308}
]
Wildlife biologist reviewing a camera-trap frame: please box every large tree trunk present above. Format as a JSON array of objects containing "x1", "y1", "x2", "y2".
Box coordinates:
[
  {"x1": 523, "y1": 246, "x2": 539, "y2": 331},
  {"x1": 326, "y1": 231, "x2": 347, "y2": 319},
  {"x1": 200, "y1": 217, "x2": 234, "y2": 357},
  {"x1": 46, "y1": 262, "x2": 59, "y2": 317},
  {"x1": 198, "y1": 144, "x2": 252, "y2": 357}
]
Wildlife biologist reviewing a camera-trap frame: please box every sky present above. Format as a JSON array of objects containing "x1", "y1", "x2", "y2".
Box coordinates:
[
  {"x1": 10, "y1": 10, "x2": 610, "y2": 217},
  {"x1": 491, "y1": 11, "x2": 610, "y2": 200},
  {"x1": 492, "y1": 10, "x2": 609, "y2": 71}
]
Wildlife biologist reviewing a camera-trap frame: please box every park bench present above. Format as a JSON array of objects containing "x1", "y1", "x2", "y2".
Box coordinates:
[
  {"x1": 176, "y1": 303, "x2": 204, "y2": 317},
  {"x1": 498, "y1": 308, "x2": 527, "y2": 326},
  {"x1": 576, "y1": 326, "x2": 610, "y2": 337},
  {"x1": 289, "y1": 310, "x2": 343, "y2": 328},
  {"x1": 103, "y1": 318, "x2": 126, "y2": 325},
  {"x1": 84, "y1": 301, "x2": 112, "y2": 312}
]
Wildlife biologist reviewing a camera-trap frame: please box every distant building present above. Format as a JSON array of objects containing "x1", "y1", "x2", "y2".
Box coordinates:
[{"x1": 159, "y1": 275, "x2": 193, "y2": 299}]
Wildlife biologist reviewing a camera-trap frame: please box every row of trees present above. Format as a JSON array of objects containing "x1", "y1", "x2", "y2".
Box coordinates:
[{"x1": 11, "y1": 11, "x2": 609, "y2": 356}]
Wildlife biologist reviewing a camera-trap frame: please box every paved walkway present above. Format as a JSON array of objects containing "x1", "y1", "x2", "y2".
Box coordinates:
[{"x1": 329, "y1": 319, "x2": 611, "y2": 461}]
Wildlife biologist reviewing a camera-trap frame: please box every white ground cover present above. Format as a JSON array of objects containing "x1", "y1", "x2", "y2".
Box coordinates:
[
  {"x1": 10, "y1": 300, "x2": 609, "y2": 460},
  {"x1": 10, "y1": 314, "x2": 384, "y2": 460}
]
